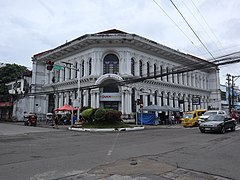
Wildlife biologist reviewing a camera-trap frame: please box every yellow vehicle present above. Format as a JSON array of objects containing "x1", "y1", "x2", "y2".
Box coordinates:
[{"x1": 181, "y1": 109, "x2": 207, "y2": 127}]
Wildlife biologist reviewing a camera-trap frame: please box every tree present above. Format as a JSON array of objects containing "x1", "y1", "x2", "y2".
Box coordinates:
[{"x1": 0, "y1": 63, "x2": 29, "y2": 101}]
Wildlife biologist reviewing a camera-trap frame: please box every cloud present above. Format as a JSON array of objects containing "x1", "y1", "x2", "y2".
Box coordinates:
[{"x1": 0, "y1": 0, "x2": 240, "y2": 86}]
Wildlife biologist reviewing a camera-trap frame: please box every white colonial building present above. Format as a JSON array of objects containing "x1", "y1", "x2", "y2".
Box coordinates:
[{"x1": 28, "y1": 29, "x2": 221, "y2": 118}]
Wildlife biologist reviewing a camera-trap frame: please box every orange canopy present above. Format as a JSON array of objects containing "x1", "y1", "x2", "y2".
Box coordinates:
[{"x1": 54, "y1": 104, "x2": 78, "y2": 111}]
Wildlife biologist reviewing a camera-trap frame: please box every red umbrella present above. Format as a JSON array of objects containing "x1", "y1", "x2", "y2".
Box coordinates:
[{"x1": 54, "y1": 104, "x2": 78, "y2": 111}]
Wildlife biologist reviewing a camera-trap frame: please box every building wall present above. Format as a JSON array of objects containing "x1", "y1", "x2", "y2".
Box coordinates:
[{"x1": 29, "y1": 32, "x2": 220, "y2": 116}]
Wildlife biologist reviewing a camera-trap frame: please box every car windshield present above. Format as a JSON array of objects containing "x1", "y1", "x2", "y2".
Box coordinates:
[
  {"x1": 183, "y1": 113, "x2": 193, "y2": 118},
  {"x1": 207, "y1": 115, "x2": 225, "y2": 121},
  {"x1": 204, "y1": 111, "x2": 217, "y2": 116}
]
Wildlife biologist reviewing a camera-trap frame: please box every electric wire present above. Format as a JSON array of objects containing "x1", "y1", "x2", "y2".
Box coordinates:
[
  {"x1": 169, "y1": 0, "x2": 215, "y2": 60},
  {"x1": 180, "y1": 0, "x2": 221, "y2": 57},
  {"x1": 152, "y1": 0, "x2": 205, "y2": 55},
  {"x1": 190, "y1": 0, "x2": 227, "y2": 56}
]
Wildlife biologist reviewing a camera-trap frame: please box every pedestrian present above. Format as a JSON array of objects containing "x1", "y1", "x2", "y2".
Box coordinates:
[
  {"x1": 230, "y1": 108, "x2": 239, "y2": 122},
  {"x1": 169, "y1": 113, "x2": 175, "y2": 125},
  {"x1": 52, "y1": 113, "x2": 58, "y2": 128}
]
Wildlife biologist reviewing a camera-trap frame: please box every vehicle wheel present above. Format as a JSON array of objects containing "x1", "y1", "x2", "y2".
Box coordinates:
[
  {"x1": 231, "y1": 125, "x2": 236, "y2": 131},
  {"x1": 221, "y1": 126, "x2": 225, "y2": 134},
  {"x1": 200, "y1": 129, "x2": 205, "y2": 133}
]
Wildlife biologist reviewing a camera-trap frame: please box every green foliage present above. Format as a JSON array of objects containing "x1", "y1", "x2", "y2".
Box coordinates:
[
  {"x1": 80, "y1": 106, "x2": 91, "y2": 113},
  {"x1": 94, "y1": 108, "x2": 106, "y2": 122},
  {"x1": 0, "y1": 63, "x2": 29, "y2": 98},
  {"x1": 82, "y1": 120, "x2": 130, "y2": 129},
  {"x1": 81, "y1": 108, "x2": 93, "y2": 121}
]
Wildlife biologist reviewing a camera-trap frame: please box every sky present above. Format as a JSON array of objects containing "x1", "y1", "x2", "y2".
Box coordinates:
[{"x1": 1, "y1": 0, "x2": 240, "y2": 86}]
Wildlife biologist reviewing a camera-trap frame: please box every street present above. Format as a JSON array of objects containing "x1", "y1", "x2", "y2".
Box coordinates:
[{"x1": 0, "y1": 123, "x2": 239, "y2": 180}]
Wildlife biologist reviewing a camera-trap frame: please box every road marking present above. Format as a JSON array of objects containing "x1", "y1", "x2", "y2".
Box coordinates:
[{"x1": 107, "y1": 132, "x2": 120, "y2": 156}]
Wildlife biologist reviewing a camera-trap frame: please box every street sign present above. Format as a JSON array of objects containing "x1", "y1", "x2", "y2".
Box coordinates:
[{"x1": 53, "y1": 65, "x2": 62, "y2": 70}]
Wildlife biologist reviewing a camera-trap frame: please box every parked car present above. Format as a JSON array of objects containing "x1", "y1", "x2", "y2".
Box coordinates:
[
  {"x1": 199, "y1": 114, "x2": 237, "y2": 134},
  {"x1": 198, "y1": 110, "x2": 227, "y2": 125},
  {"x1": 181, "y1": 109, "x2": 207, "y2": 127}
]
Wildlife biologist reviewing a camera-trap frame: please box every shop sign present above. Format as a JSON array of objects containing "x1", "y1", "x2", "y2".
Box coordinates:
[
  {"x1": 100, "y1": 93, "x2": 121, "y2": 101},
  {"x1": 192, "y1": 97, "x2": 200, "y2": 105}
]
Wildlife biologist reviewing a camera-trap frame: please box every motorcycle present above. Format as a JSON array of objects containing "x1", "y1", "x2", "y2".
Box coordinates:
[{"x1": 24, "y1": 113, "x2": 37, "y2": 126}]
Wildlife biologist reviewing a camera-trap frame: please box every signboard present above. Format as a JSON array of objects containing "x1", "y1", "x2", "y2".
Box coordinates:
[
  {"x1": 192, "y1": 97, "x2": 200, "y2": 105},
  {"x1": 100, "y1": 93, "x2": 121, "y2": 101}
]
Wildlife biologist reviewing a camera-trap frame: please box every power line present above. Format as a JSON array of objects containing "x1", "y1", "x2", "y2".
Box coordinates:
[
  {"x1": 180, "y1": 0, "x2": 222, "y2": 57},
  {"x1": 190, "y1": 0, "x2": 227, "y2": 56},
  {"x1": 151, "y1": 0, "x2": 205, "y2": 55},
  {"x1": 169, "y1": 0, "x2": 215, "y2": 60}
]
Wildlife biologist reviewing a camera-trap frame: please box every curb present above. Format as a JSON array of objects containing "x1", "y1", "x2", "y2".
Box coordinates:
[{"x1": 68, "y1": 126, "x2": 145, "y2": 132}]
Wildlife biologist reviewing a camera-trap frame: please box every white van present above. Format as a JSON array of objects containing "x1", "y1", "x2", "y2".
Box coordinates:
[{"x1": 198, "y1": 110, "x2": 227, "y2": 125}]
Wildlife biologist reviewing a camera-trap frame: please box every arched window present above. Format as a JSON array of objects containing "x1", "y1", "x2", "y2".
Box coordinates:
[
  {"x1": 147, "y1": 94, "x2": 151, "y2": 105},
  {"x1": 166, "y1": 67, "x2": 169, "y2": 82},
  {"x1": 161, "y1": 91, "x2": 164, "y2": 105},
  {"x1": 131, "y1": 88, "x2": 136, "y2": 112},
  {"x1": 75, "y1": 62, "x2": 78, "y2": 78},
  {"x1": 154, "y1": 91, "x2": 158, "y2": 105},
  {"x1": 154, "y1": 64, "x2": 157, "y2": 79},
  {"x1": 167, "y1": 92, "x2": 170, "y2": 105},
  {"x1": 131, "y1": 58, "x2": 135, "y2": 76},
  {"x1": 139, "y1": 60, "x2": 143, "y2": 77},
  {"x1": 147, "y1": 62, "x2": 150, "y2": 77},
  {"x1": 89, "y1": 58, "x2": 92, "y2": 75},
  {"x1": 173, "y1": 93, "x2": 176, "y2": 107},
  {"x1": 81, "y1": 60, "x2": 84, "y2": 77},
  {"x1": 103, "y1": 54, "x2": 119, "y2": 74},
  {"x1": 160, "y1": 65, "x2": 163, "y2": 81},
  {"x1": 88, "y1": 90, "x2": 91, "y2": 106},
  {"x1": 172, "y1": 68, "x2": 174, "y2": 83}
]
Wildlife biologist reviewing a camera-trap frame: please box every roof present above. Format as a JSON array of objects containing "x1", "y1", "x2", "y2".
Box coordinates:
[
  {"x1": 96, "y1": 29, "x2": 127, "y2": 34},
  {"x1": 32, "y1": 29, "x2": 217, "y2": 69}
]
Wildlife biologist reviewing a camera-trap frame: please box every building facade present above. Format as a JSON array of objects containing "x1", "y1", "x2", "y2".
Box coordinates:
[{"x1": 29, "y1": 29, "x2": 221, "y2": 117}]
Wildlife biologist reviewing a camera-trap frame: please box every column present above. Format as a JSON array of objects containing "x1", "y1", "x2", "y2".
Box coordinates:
[
  {"x1": 59, "y1": 93, "x2": 63, "y2": 107},
  {"x1": 60, "y1": 69, "x2": 64, "y2": 82},
  {"x1": 169, "y1": 94, "x2": 173, "y2": 107},
  {"x1": 125, "y1": 92, "x2": 130, "y2": 114},
  {"x1": 135, "y1": 59, "x2": 139, "y2": 76},
  {"x1": 128, "y1": 91, "x2": 132, "y2": 114},
  {"x1": 188, "y1": 73, "x2": 191, "y2": 87},
  {"x1": 193, "y1": 74, "x2": 196, "y2": 87},
  {"x1": 45, "y1": 70, "x2": 50, "y2": 84},
  {"x1": 53, "y1": 93, "x2": 57, "y2": 109},
  {"x1": 91, "y1": 90, "x2": 95, "y2": 108},
  {"x1": 96, "y1": 91, "x2": 100, "y2": 108},
  {"x1": 151, "y1": 93, "x2": 155, "y2": 105},
  {"x1": 71, "y1": 65, "x2": 75, "y2": 79},
  {"x1": 121, "y1": 92, "x2": 125, "y2": 114},
  {"x1": 143, "y1": 94, "x2": 147, "y2": 107},
  {"x1": 83, "y1": 90, "x2": 88, "y2": 106},
  {"x1": 126, "y1": 52, "x2": 131, "y2": 75},
  {"x1": 65, "y1": 65, "x2": 70, "y2": 80}
]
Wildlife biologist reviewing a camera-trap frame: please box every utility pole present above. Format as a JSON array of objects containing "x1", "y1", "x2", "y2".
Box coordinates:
[
  {"x1": 232, "y1": 76, "x2": 235, "y2": 110},
  {"x1": 226, "y1": 74, "x2": 231, "y2": 113}
]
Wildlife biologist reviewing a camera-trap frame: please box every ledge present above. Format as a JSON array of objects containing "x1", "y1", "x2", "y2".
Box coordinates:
[{"x1": 68, "y1": 126, "x2": 144, "y2": 132}]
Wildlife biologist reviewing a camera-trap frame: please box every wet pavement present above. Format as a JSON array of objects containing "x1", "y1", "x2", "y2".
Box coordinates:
[{"x1": 57, "y1": 155, "x2": 231, "y2": 180}]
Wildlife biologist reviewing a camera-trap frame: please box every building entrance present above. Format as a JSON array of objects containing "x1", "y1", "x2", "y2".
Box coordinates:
[{"x1": 103, "y1": 101, "x2": 118, "y2": 110}]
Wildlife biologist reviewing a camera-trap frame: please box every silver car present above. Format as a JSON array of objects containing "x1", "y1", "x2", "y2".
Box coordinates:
[{"x1": 199, "y1": 114, "x2": 237, "y2": 134}]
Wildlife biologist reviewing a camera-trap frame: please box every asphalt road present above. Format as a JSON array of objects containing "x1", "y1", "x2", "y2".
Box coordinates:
[{"x1": 0, "y1": 122, "x2": 239, "y2": 180}]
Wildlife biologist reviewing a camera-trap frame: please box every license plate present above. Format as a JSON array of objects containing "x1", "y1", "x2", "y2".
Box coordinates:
[{"x1": 205, "y1": 128, "x2": 211, "y2": 130}]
